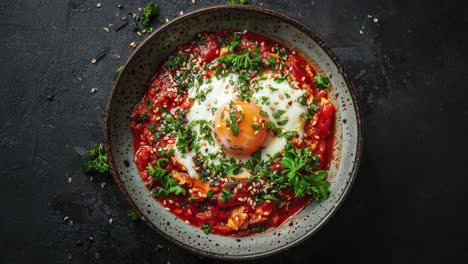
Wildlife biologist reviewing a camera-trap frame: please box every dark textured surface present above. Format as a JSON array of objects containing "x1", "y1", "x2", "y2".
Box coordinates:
[{"x1": 1, "y1": 0, "x2": 467, "y2": 263}]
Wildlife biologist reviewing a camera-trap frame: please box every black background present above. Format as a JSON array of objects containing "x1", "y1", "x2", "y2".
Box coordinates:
[{"x1": 1, "y1": 0, "x2": 467, "y2": 263}]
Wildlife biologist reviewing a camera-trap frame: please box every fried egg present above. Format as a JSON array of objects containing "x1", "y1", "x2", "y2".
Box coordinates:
[{"x1": 173, "y1": 73, "x2": 308, "y2": 179}]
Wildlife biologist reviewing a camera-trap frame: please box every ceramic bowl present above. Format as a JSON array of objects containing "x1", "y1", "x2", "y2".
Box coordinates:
[{"x1": 106, "y1": 5, "x2": 362, "y2": 260}]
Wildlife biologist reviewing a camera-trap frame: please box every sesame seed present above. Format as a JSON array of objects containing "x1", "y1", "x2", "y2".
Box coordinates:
[
  {"x1": 96, "y1": 3, "x2": 102, "y2": 8},
  {"x1": 192, "y1": 0, "x2": 196, "y2": 3},
  {"x1": 103, "y1": 27, "x2": 110, "y2": 32},
  {"x1": 108, "y1": 218, "x2": 113, "y2": 224},
  {"x1": 130, "y1": 42, "x2": 137, "y2": 49},
  {"x1": 301, "y1": 76, "x2": 306, "y2": 81},
  {"x1": 89, "y1": 88, "x2": 98, "y2": 94},
  {"x1": 165, "y1": 18, "x2": 169, "y2": 23},
  {"x1": 179, "y1": 10, "x2": 184, "y2": 15},
  {"x1": 169, "y1": 200, "x2": 174, "y2": 204},
  {"x1": 165, "y1": 207, "x2": 170, "y2": 211},
  {"x1": 91, "y1": 58, "x2": 97, "y2": 64},
  {"x1": 242, "y1": 29, "x2": 248, "y2": 34}
]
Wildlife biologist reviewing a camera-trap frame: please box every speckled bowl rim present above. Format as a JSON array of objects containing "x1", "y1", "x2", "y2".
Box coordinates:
[{"x1": 105, "y1": 4, "x2": 363, "y2": 260}]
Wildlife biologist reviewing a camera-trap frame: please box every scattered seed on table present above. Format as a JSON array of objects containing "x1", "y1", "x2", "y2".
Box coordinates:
[
  {"x1": 116, "y1": 3, "x2": 123, "y2": 8},
  {"x1": 103, "y1": 27, "x2": 110, "y2": 32},
  {"x1": 179, "y1": 10, "x2": 184, "y2": 15},
  {"x1": 96, "y1": 3, "x2": 102, "y2": 8},
  {"x1": 130, "y1": 42, "x2": 137, "y2": 49},
  {"x1": 91, "y1": 58, "x2": 97, "y2": 64},
  {"x1": 89, "y1": 88, "x2": 98, "y2": 94}
]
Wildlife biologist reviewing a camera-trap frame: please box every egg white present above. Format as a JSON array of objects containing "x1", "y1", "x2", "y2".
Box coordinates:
[{"x1": 173, "y1": 73, "x2": 308, "y2": 179}]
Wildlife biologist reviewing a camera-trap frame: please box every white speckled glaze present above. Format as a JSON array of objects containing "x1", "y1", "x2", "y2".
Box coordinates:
[{"x1": 106, "y1": 5, "x2": 362, "y2": 260}]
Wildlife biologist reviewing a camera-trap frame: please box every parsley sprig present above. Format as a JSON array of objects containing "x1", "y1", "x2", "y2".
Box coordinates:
[
  {"x1": 218, "y1": 47, "x2": 262, "y2": 70},
  {"x1": 147, "y1": 159, "x2": 186, "y2": 197},
  {"x1": 141, "y1": 2, "x2": 159, "y2": 27},
  {"x1": 281, "y1": 142, "x2": 330, "y2": 201},
  {"x1": 83, "y1": 144, "x2": 110, "y2": 174},
  {"x1": 313, "y1": 75, "x2": 331, "y2": 89}
]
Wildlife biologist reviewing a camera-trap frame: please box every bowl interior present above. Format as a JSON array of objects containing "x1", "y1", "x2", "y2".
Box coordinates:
[{"x1": 106, "y1": 6, "x2": 361, "y2": 260}]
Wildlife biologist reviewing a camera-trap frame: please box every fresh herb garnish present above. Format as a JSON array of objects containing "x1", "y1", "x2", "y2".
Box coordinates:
[
  {"x1": 166, "y1": 54, "x2": 189, "y2": 70},
  {"x1": 196, "y1": 35, "x2": 207, "y2": 45},
  {"x1": 128, "y1": 210, "x2": 139, "y2": 222},
  {"x1": 263, "y1": 194, "x2": 279, "y2": 201},
  {"x1": 267, "y1": 56, "x2": 277, "y2": 69},
  {"x1": 277, "y1": 119, "x2": 288, "y2": 126},
  {"x1": 220, "y1": 188, "x2": 233, "y2": 203},
  {"x1": 147, "y1": 123, "x2": 157, "y2": 133},
  {"x1": 202, "y1": 223, "x2": 211, "y2": 235},
  {"x1": 141, "y1": 2, "x2": 159, "y2": 27},
  {"x1": 225, "y1": 104, "x2": 244, "y2": 136},
  {"x1": 218, "y1": 47, "x2": 262, "y2": 70},
  {"x1": 226, "y1": 0, "x2": 248, "y2": 5},
  {"x1": 136, "y1": 113, "x2": 149, "y2": 123},
  {"x1": 207, "y1": 190, "x2": 215, "y2": 200},
  {"x1": 248, "y1": 225, "x2": 265, "y2": 233},
  {"x1": 228, "y1": 33, "x2": 241, "y2": 52},
  {"x1": 147, "y1": 159, "x2": 187, "y2": 197},
  {"x1": 114, "y1": 65, "x2": 124, "y2": 80},
  {"x1": 146, "y1": 98, "x2": 152, "y2": 109},
  {"x1": 272, "y1": 109, "x2": 286, "y2": 119},
  {"x1": 83, "y1": 144, "x2": 110, "y2": 174},
  {"x1": 313, "y1": 75, "x2": 331, "y2": 89},
  {"x1": 281, "y1": 142, "x2": 330, "y2": 201}
]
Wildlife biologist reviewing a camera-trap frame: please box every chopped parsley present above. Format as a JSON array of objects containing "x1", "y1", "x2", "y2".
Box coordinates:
[
  {"x1": 114, "y1": 65, "x2": 123, "y2": 80},
  {"x1": 83, "y1": 144, "x2": 110, "y2": 174},
  {"x1": 136, "y1": 113, "x2": 149, "y2": 123},
  {"x1": 196, "y1": 35, "x2": 207, "y2": 45},
  {"x1": 128, "y1": 210, "x2": 139, "y2": 222},
  {"x1": 206, "y1": 190, "x2": 215, "y2": 199},
  {"x1": 202, "y1": 223, "x2": 211, "y2": 235},
  {"x1": 226, "y1": 0, "x2": 248, "y2": 5},
  {"x1": 277, "y1": 119, "x2": 288, "y2": 126},
  {"x1": 220, "y1": 188, "x2": 233, "y2": 203},
  {"x1": 313, "y1": 75, "x2": 331, "y2": 89},
  {"x1": 248, "y1": 225, "x2": 265, "y2": 233},
  {"x1": 272, "y1": 109, "x2": 286, "y2": 119},
  {"x1": 146, "y1": 98, "x2": 152, "y2": 109},
  {"x1": 267, "y1": 56, "x2": 277, "y2": 69},
  {"x1": 166, "y1": 54, "x2": 189, "y2": 70},
  {"x1": 228, "y1": 33, "x2": 241, "y2": 52},
  {"x1": 225, "y1": 104, "x2": 245, "y2": 136}
]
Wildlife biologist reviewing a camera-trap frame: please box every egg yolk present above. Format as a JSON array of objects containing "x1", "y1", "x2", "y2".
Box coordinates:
[{"x1": 214, "y1": 100, "x2": 269, "y2": 156}]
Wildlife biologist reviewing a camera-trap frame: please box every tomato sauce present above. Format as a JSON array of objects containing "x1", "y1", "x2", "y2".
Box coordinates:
[{"x1": 130, "y1": 31, "x2": 335, "y2": 236}]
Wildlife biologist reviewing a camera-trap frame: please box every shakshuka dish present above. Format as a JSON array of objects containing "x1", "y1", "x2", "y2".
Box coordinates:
[{"x1": 130, "y1": 31, "x2": 336, "y2": 237}]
